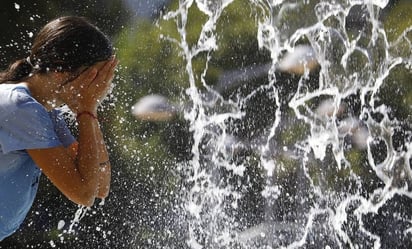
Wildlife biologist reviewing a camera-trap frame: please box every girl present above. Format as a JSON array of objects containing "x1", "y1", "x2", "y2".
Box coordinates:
[{"x1": 0, "y1": 16, "x2": 117, "y2": 240}]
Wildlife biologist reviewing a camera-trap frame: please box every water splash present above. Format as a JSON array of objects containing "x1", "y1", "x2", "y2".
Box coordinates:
[{"x1": 163, "y1": 0, "x2": 411, "y2": 248}]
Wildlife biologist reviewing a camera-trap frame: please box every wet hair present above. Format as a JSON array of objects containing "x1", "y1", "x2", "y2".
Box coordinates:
[{"x1": 0, "y1": 16, "x2": 113, "y2": 83}]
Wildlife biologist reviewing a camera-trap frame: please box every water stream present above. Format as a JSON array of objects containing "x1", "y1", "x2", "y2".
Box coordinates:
[{"x1": 162, "y1": 0, "x2": 412, "y2": 248}]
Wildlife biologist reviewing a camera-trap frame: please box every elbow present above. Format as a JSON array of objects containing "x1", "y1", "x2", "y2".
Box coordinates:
[
  {"x1": 66, "y1": 183, "x2": 98, "y2": 207},
  {"x1": 97, "y1": 186, "x2": 110, "y2": 199},
  {"x1": 73, "y1": 195, "x2": 95, "y2": 207}
]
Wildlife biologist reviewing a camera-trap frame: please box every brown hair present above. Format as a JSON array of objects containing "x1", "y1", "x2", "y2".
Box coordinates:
[{"x1": 0, "y1": 16, "x2": 113, "y2": 83}]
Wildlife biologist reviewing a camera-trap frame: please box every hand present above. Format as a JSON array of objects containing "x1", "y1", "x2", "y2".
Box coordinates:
[{"x1": 58, "y1": 57, "x2": 118, "y2": 114}]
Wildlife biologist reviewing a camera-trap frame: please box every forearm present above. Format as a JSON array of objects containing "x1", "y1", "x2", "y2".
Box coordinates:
[
  {"x1": 75, "y1": 114, "x2": 103, "y2": 205},
  {"x1": 94, "y1": 116, "x2": 111, "y2": 199}
]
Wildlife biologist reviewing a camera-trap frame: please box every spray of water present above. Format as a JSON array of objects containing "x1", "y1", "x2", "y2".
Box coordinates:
[{"x1": 163, "y1": 0, "x2": 411, "y2": 248}]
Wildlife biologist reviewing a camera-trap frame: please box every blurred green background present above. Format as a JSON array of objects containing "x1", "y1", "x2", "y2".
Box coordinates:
[{"x1": 0, "y1": 0, "x2": 411, "y2": 248}]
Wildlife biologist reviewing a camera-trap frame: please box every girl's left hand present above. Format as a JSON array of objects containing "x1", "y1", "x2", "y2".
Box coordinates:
[{"x1": 58, "y1": 57, "x2": 118, "y2": 114}]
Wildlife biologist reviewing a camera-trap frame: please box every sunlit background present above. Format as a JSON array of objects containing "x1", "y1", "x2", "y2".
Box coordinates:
[{"x1": 0, "y1": 0, "x2": 411, "y2": 248}]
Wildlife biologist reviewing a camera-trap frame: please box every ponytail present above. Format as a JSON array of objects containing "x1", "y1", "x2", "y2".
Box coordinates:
[
  {"x1": 0, "y1": 16, "x2": 113, "y2": 84},
  {"x1": 0, "y1": 58, "x2": 34, "y2": 83}
]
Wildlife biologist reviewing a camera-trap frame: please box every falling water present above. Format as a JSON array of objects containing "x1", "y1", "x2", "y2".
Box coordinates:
[{"x1": 162, "y1": 0, "x2": 411, "y2": 248}]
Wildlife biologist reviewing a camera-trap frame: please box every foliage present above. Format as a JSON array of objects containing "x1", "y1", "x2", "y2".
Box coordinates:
[{"x1": 0, "y1": 0, "x2": 411, "y2": 248}]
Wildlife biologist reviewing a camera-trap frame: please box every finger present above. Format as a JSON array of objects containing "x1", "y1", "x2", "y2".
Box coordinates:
[
  {"x1": 91, "y1": 56, "x2": 116, "y2": 72},
  {"x1": 78, "y1": 68, "x2": 100, "y2": 90},
  {"x1": 98, "y1": 60, "x2": 117, "y2": 93},
  {"x1": 91, "y1": 59, "x2": 117, "y2": 99},
  {"x1": 90, "y1": 59, "x2": 117, "y2": 86},
  {"x1": 106, "y1": 58, "x2": 118, "y2": 80},
  {"x1": 103, "y1": 59, "x2": 118, "y2": 83},
  {"x1": 67, "y1": 67, "x2": 98, "y2": 90},
  {"x1": 99, "y1": 58, "x2": 117, "y2": 77},
  {"x1": 83, "y1": 67, "x2": 99, "y2": 82}
]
